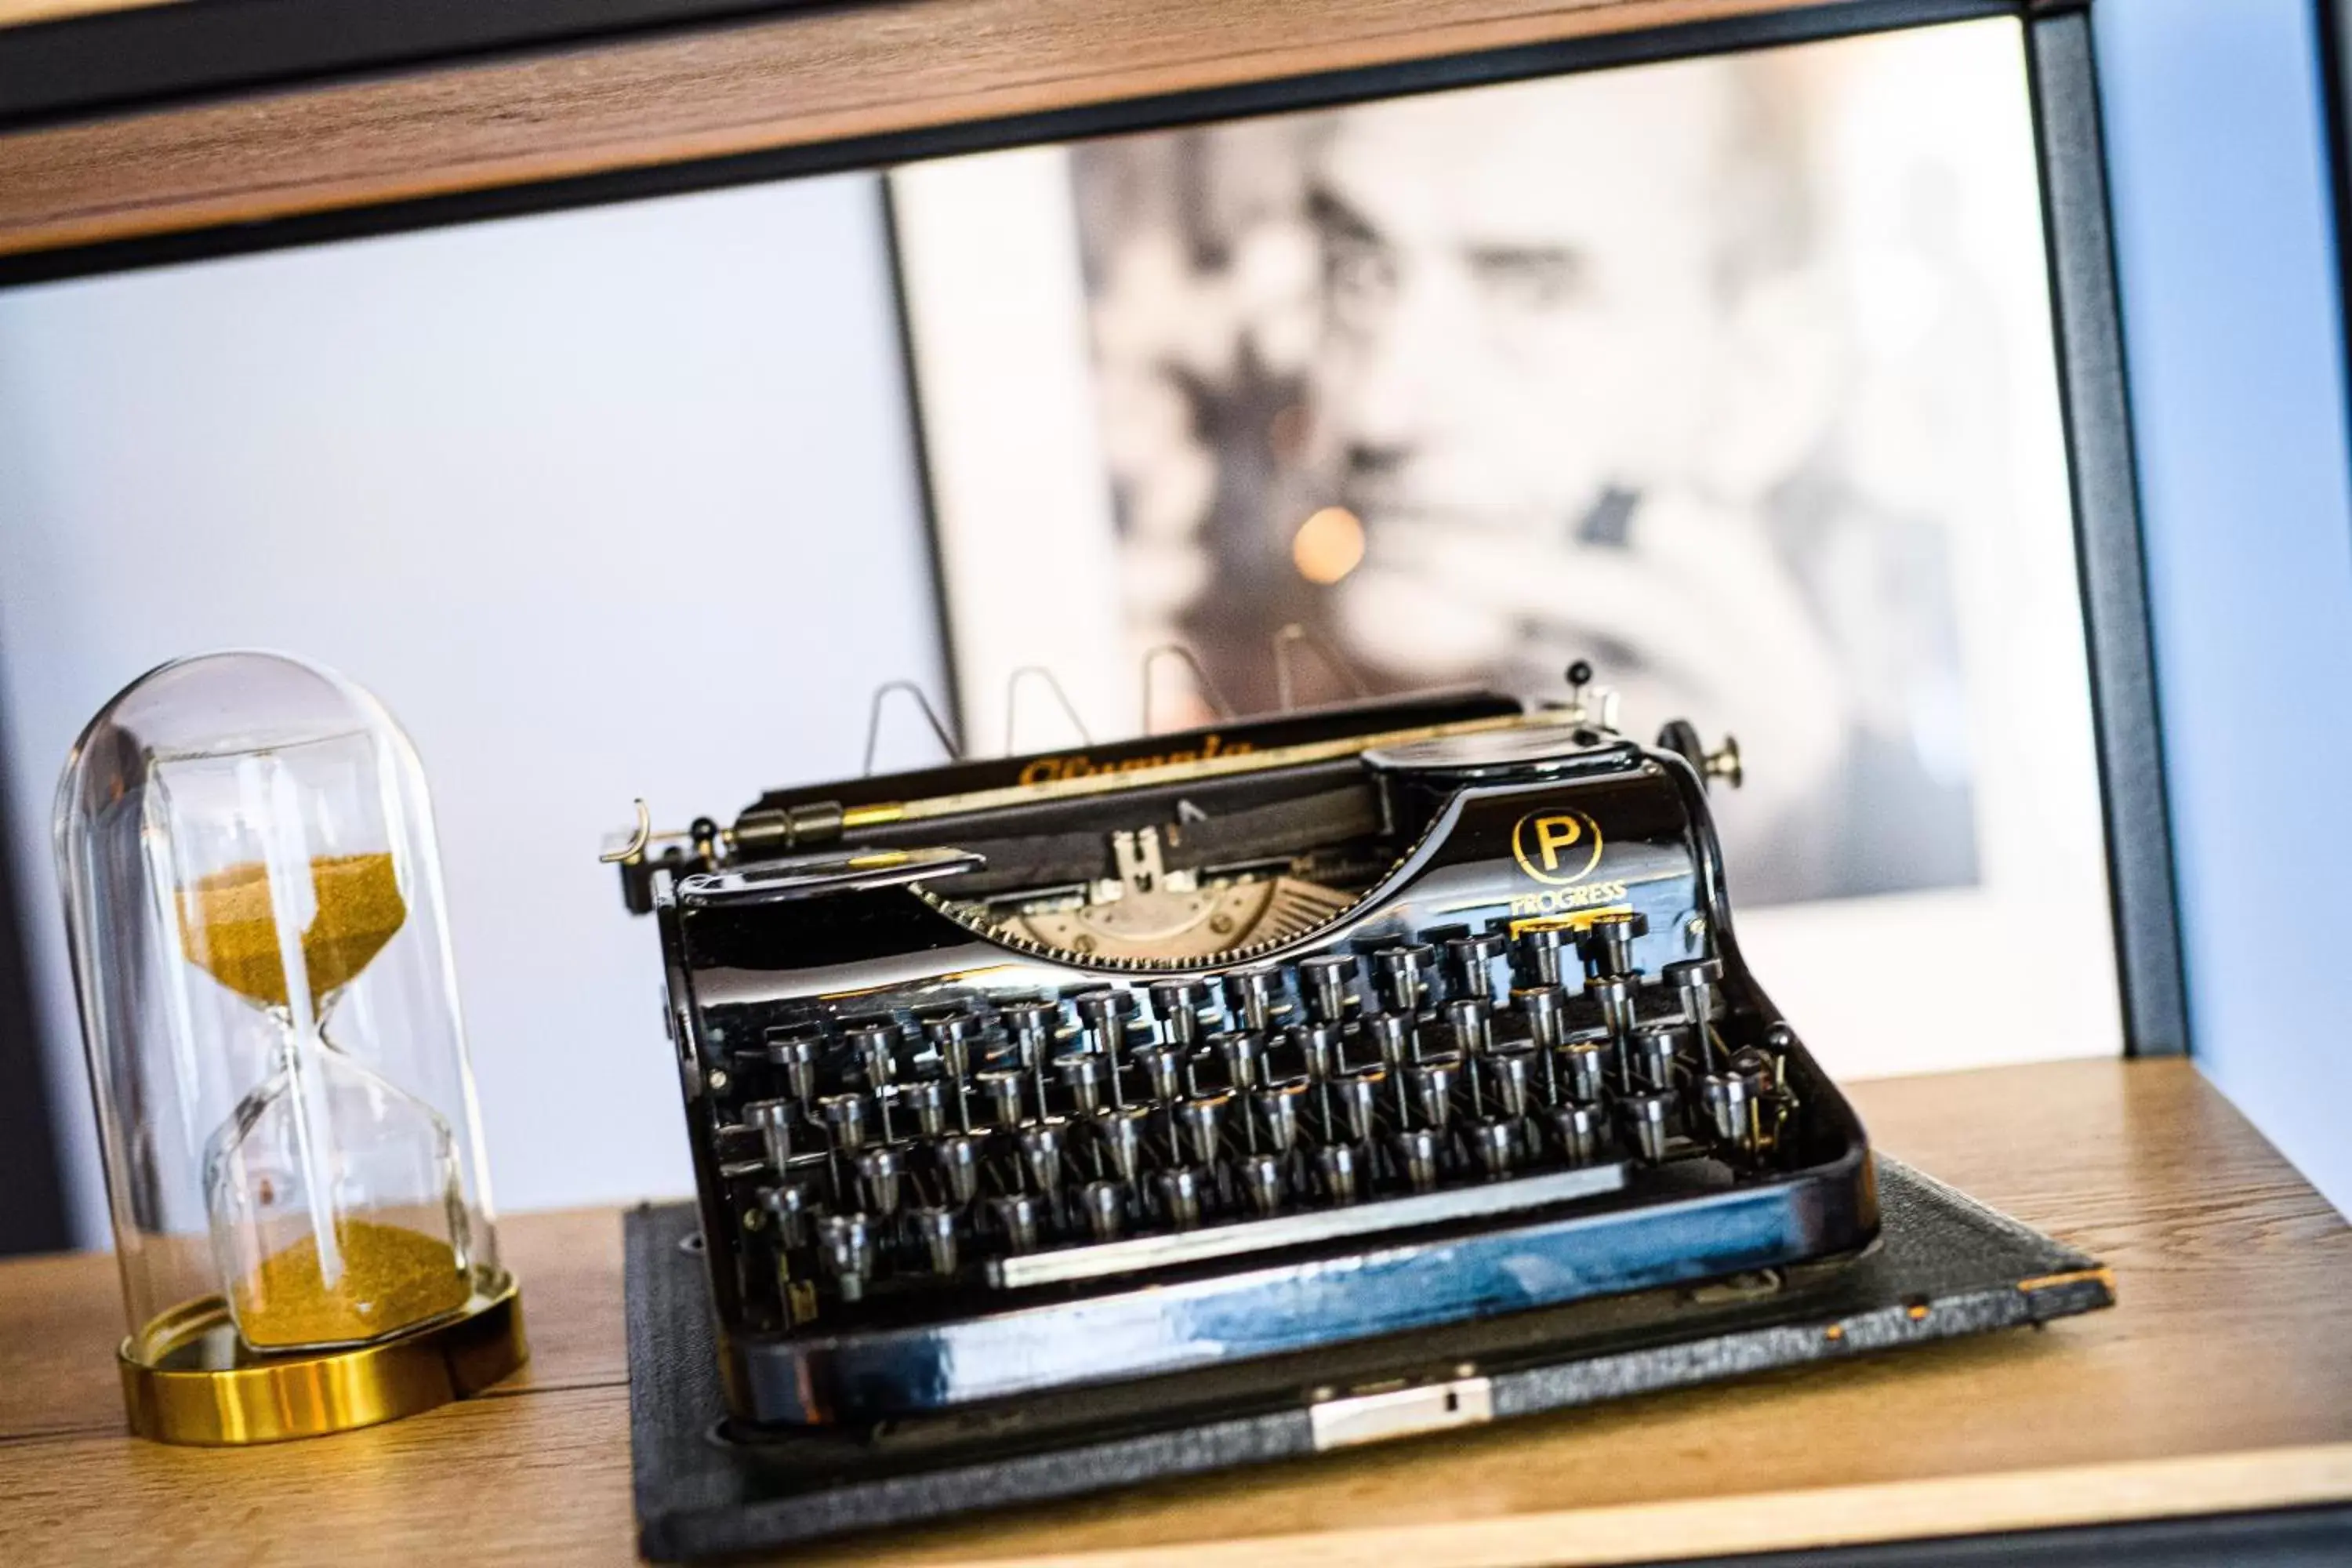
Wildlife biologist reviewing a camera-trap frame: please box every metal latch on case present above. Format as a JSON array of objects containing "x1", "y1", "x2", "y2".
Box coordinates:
[{"x1": 1307, "y1": 1374, "x2": 1494, "y2": 1450}]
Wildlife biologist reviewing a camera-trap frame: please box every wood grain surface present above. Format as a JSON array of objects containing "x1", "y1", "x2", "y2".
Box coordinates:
[
  {"x1": 2, "y1": 1058, "x2": 2348, "y2": 1566},
  {"x1": 0, "y1": 0, "x2": 1912, "y2": 261}
]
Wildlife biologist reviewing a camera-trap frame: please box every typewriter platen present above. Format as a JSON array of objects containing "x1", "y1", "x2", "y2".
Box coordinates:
[{"x1": 610, "y1": 668, "x2": 1877, "y2": 1432}]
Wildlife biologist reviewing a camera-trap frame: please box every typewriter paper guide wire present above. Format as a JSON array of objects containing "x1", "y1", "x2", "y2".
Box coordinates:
[{"x1": 640, "y1": 694, "x2": 1878, "y2": 1428}]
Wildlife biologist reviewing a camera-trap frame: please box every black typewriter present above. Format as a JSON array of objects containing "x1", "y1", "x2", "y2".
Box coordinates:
[{"x1": 608, "y1": 666, "x2": 2107, "y2": 1557}]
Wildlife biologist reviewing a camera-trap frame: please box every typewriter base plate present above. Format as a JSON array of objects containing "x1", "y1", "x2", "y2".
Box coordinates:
[{"x1": 627, "y1": 1156, "x2": 2111, "y2": 1563}]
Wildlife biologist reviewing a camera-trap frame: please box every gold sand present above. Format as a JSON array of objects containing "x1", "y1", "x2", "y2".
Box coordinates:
[
  {"x1": 177, "y1": 852, "x2": 406, "y2": 1011},
  {"x1": 232, "y1": 1218, "x2": 468, "y2": 1348}
]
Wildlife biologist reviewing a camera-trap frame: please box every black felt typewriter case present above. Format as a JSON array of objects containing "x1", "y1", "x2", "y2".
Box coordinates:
[{"x1": 615, "y1": 684, "x2": 2109, "y2": 1555}]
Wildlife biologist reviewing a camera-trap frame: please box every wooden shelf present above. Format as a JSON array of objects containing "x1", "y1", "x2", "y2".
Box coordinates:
[
  {"x1": 2, "y1": 1057, "x2": 2347, "y2": 1564},
  {"x1": 0, "y1": 0, "x2": 1925, "y2": 267}
]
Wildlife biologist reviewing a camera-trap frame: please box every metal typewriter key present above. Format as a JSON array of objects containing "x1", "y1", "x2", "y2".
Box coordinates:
[
  {"x1": 1445, "y1": 996, "x2": 1494, "y2": 1056},
  {"x1": 817, "y1": 1213, "x2": 875, "y2": 1301},
  {"x1": 1663, "y1": 956, "x2": 1727, "y2": 1073},
  {"x1": 1361, "y1": 1011, "x2": 1417, "y2": 1122},
  {"x1": 1621, "y1": 1088, "x2": 1677, "y2": 1164},
  {"x1": 1588, "y1": 973, "x2": 1639, "y2": 1084},
  {"x1": 1080, "y1": 1179, "x2": 1127, "y2": 1241},
  {"x1": 1579, "y1": 909, "x2": 1650, "y2": 980},
  {"x1": 1254, "y1": 1082, "x2": 1305, "y2": 1155},
  {"x1": 911, "y1": 1205, "x2": 960, "y2": 1276},
  {"x1": 1214, "y1": 1029, "x2": 1266, "y2": 1093},
  {"x1": 978, "y1": 1067, "x2": 1028, "y2": 1128},
  {"x1": 934, "y1": 1131, "x2": 986, "y2": 1206},
  {"x1": 1446, "y1": 932, "x2": 1510, "y2": 1007},
  {"x1": 1224, "y1": 966, "x2": 1283, "y2": 1033},
  {"x1": 1073, "y1": 989, "x2": 1133, "y2": 1109},
  {"x1": 1557, "y1": 1030, "x2": 1610, "y2": 1106},
  {"x1": 1396, "y1": 1127, "x2": 1443, "y2": 1192},
  {"x1": 855, "y1": 1145, "x2": 905, "y2": 1218},
  {"x1": 1133, "y1": 1041, "x2": 1189, "y2": 1105},
  {"x1": 1239, "y1": 1152, "x2": 1287, "y2": 1216},
  {"x1": 1018, "y1": 1122, "x2": 1069, "y2": 1200},
  {"x1": 1055, "y1": 1052, "x2": 1107, "y2": 1116},
  {"x1": 1632, "y1": 1024, "x2": 1687, "y2": 1094},
  {"x1": 1177, "y1": 1093, "x2": 1229, "y2": 1166},
  {"x1": 1517, "y1": 925, "x2": 1575, "y2": 989},
  {"x1": 1146, "y1": 978, "x2": 1213, "y2": 1046},
  {"x1": 1410, "y1": 1058, "x2": 1459, "y2": 1131},
  {"x1": 992, "y1": 1193, "x2": 1047, "y2": 1254},
  {"x1": 1470, "y1": 1118, "x2": 1518, "y2": 1179},
  {"x1": 1701, "y1": 1071, "x2": 1762, "y2": 1159},
  {"x1": 1157, "y1": 1167, "x2": 1207, "y2": 1229},
  {"x1": 1545, "y1": 1102, "x2": 1604, "y2": 1166},
  {"x1": 764, "y1": 1028, "x2": 822, "y2": 1104},
  {"x1": 742, "y1": 1098, "x2": 794, "y2": 1172},
  {"x1": 924, "y1": 1012, "x2": 983, "y2": 1131},
  {"x1": 1335, "y1": 1068, "x2": 1384, "y2": 1144},
  {"x1": 1295, "y1": 1021, "x2": 1343, "y2": 1133},
  {"x1": 818, "y1": 1092, "x2": 869, "y2": 1155},
  {"x1": 1372, "y1": 942, "x2": 1436, "y2": 1014},
  {"x1": 1316, "y1": 1143, "x2": 1363, "y2": 1204},
  {"x1": 1001, "y1": 998, "x2": 1062, "y2": 1120},
  {"x1": 901, "y1": 1078, "x2": 948, "y2": 1138},
  {"x1": 758, "y1": 1181, "x2": 817, "y2": 1250},
  {"x1": 1298, "y1": 953, "x2": 1359, "y2": 1024},
  {"x1": 1094, "y1": 1105, "x2": 1150, "y2": 1184},
  {"x1": 1486, "y1": 1045, "x2": 1536, "y2": 1120},
  {"x1": 848, "y1": 1022, "x2": 900, "y2": 1142}
]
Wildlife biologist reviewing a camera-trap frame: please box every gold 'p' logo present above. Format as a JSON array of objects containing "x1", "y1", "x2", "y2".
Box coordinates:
[{"x1": 1512, "y1": 811, "x2": 1604, "y2": 887}]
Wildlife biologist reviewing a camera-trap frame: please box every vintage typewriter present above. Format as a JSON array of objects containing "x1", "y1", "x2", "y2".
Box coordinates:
[{"x1": 608, "y1": 663, "x2": 2107, "y2": 1556}]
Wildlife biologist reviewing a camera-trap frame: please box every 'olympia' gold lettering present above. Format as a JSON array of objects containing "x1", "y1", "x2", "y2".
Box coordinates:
[{"x1": 1017, "y1": 733, "x2": 1256, "y2": 786}]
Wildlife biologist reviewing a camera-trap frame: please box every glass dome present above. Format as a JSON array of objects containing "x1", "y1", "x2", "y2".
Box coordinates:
[{"x1": 55, "y1": 652, "x2": 517, "y2": 1439}]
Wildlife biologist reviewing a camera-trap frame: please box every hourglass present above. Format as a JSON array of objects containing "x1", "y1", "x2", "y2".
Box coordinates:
[{"x1": 56, "y1": 652, "x2": 524, "y2": 1443}]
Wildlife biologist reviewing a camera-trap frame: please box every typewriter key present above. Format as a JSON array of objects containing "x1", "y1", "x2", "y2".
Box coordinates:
[
  {"x1": 1335, "y1": 1068, "x2": 1385, "y2": 1143},
  {"x1": 1360, "y1": 1012, "x2": 1417, "y2": 1121},
  {"x1": 1073, "y1": 988, "x2": 1133, "y2": 1061},
  {"x1": 1588, "y1": 974, "x2": 1639, "y2": 1081},
  {"x1": 1517, "y1": 925, "x2": 1575, "y2": 988},
  {"x1": 1146, "y1": 978, "x2": 1213, "y2": 1045},
  {"x1": 1018, "y1": 1121, "x2": 1070, "y2": 1197},
  {"x1": 1545, "y1": 1102, "x2": 1605, "y2": 1166},
  {"x1": 764, "y1": 1028, "x2": 822, "y2": 1104},
  {"x1": 1396, "y1": 1127, "x2": 1444, "y2": 1192},
  {"x1": 1701, "y1": 1072, "x2": 1762, "y2": 1158},
  {"x1": 1239, "y1": 1152, "x2": 1287, "y2": 1216},
  {"x1": 1253, "y1": 1082, "x2": 1306, "y2": 1154},
  {"x1": 934, "y1": 1131, "x2": 987, "y2": 1206},
  {"x1": 1094, "y1": 1105, "x2": 1151, "y2": 1184},
  {"x1": 924, "y1": 1013, "x2": 983, "y2": 1131},
  {"x1": 1176, "y1": 1093, "x2": 1229, "y2": 1166},
  {"x1": 1298, "y1": 953, "x2": 1359, "y2": 1024},
  {"x1": 1486, "y1": 1045, "x2": 1537, "y2": 1120},
  {"x1": 758, "y1": 1181, "x2": 818, "y2": 1250},
  {"x1": 992, "y1": 1193, "x2": 1047, "y2": 1254},
  {"x1": 1518, "y1": 983, "x2": 1569, "y2": 1050},
  {"x1": 1055, "y1": 1052, "x2": 1108, "y2": 1116},
  {"x1": 1080, "y1": 1179, "x2": 1128, "y2": 1241},
  {"x1": 1316, "y1": 1143, "x2": 1363, "y2": 1205},
  {"x1": 1372, "y1": 943, "x2": 1436, "y2": 1014},
  {"x1": 818, "y1": 1092, "x2": 869, "y2": 1155},
  {"x1": 818, "y1": 1213, "x2": 876, "y2": 1301},
  {"x1": 1410, "y1": 1058, "x2": 1460, "y2": 1131},
  {"x1": 1224, "y1": 966, "x2": 1283, "y2": 1033},
  {"x1": 855, "y1": 1145, "x2": 906, "y2": 1218},
  {"x1": 1578, "y1": 910, "x2": 1650, "y2": 980},
  {"x1": 1156, "y1": 1167, "x2": 1208, "y2": 1229},
  {"x1": 911, "y1": 1205, "x2": 961, "y2": 1275},
  {"x1": 1470, "y1": 1117, "x2": 1519, "y2": 1179},
  {"x1": 1446, "y1": 996, "x2": 1494, "y2": 1057},
  {"x1": 742, "y1": 1098, "x2": 794, "y2": 1172},
  {"x1": 979, "y1": 1067, "x2": 1029, "y2": 1127},
  {"x1": 1621, "y1": 1087, "x2": 1677, "y2": 1164},
  {"x1": 1556, "y1": 1033, "x2": 1610, "y2": 1107},
  {"x1": 1001, "y1": 998, "x2": 1062, "y2": 1118},
  {"x1": 1632, "y1": 1025, "x2": 1688, "y2": 1094},
  {"x1": 1133, "y1": 1041, "x2": 1189, "y2": 1104},
  {"x1": 1213, "y1": 1029, "x2": 1266, "y2": 1092},
  {"x1": 1663, "y1": 956, "x2": 1727, "y2": 1072},
  {"x1": 1446, "y1": 933, "x2": 1510, "y2": 1007},
  {"x1": 901, "y1": 1079, "x2": 949, "y2": 1138}
]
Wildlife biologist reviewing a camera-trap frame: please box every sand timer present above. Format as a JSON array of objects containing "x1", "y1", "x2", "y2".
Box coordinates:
[{"x1": 56, "y1": 652, "x2": 524, "y2": 1443}]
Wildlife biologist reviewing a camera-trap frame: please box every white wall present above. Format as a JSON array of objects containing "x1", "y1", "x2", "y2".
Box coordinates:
[{"x1": 0, "y1": 175, "x2": 946, "y2": 1244}]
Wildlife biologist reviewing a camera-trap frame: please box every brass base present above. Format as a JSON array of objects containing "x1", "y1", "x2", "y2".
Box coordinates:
[{"x1": 119, "y1": 1269, "x2": 525, "y2": 1445}]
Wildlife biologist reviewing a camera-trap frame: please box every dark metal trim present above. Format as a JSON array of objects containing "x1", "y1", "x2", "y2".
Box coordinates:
[
  {"x1": 0, "y1": 0, "x2": 851, "y2": 134},
  {"x1": 877, "y1": 175, "x2": 970, "y2": 750},
  {"x1": 0, "y1": 0, "x2": 2015, "y2": 292},
  {"x1": 2025, "y1": 8, "x2": 2192, "y2": 1057}
]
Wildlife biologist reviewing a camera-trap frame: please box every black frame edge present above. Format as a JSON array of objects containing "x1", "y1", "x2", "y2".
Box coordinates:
[{"x1": 2024, "y1": 6, "x2": 2190, "y2": 1057}]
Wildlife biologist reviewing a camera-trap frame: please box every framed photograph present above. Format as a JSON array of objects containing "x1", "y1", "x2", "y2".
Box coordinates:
[{"x1": 889, "y1": 16, "x2": 2125, "y2": 1080}]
